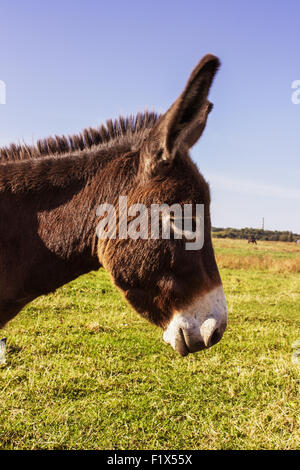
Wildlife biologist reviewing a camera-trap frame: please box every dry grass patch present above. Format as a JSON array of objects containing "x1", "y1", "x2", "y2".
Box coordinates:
[
  {"x1": 216, "y1": 254, "x2": 300, "y2": 273},
  {"x1": 214, "y1": 239, "x2": 300, "y2": 273}
]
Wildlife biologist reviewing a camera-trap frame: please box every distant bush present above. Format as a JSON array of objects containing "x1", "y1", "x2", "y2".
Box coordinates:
[{"x1": 212, "y1": 227, "x2": 300, "y2": 242}]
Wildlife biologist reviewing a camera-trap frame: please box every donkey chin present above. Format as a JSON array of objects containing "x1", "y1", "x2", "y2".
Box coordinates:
[{"x1": 163, "y1": 285, "x2": 228, "y2": 356}]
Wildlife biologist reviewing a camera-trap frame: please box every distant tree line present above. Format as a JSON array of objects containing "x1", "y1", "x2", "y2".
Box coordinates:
[{"x1": 212, "y1": 227, "x2": 300, "y2": 242}]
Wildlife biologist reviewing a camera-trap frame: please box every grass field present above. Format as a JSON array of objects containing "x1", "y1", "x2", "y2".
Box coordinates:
[{"x1": 0, "y1": 239, "x2": 299, "y2": 450}]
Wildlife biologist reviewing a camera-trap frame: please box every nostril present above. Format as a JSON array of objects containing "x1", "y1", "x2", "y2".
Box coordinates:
[{"x1": 209, "y1": 328, "x2": 222, "y2": 347}]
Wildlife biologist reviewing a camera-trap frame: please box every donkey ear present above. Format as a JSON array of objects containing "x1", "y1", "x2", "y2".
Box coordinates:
[
  {"x1": 182, "y1": 101, "x2": 214, "y2": 148},
  {"x1": 140, "y1": 54, "x2": 220, "y2": 179}
]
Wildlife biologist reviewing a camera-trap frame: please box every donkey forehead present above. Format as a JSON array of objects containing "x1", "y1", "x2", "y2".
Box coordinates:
[
  {"x1": 140, "y1": 162, "x2": 211, "y2": 205},
  {"x1": 174, "y1": 170, "x2": 210, "y2": 204}
]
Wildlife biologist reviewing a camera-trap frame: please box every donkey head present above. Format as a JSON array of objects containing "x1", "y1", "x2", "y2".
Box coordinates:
[{"x1": 98, "y1": 54, "x2": 227, "y2": 356}]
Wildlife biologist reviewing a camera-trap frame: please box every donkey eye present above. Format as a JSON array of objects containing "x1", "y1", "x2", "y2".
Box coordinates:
[
  {"x1": 184, "y1": 216, "x2": 197, "y2": 232},
  {"x1": 157, "y1": 149, "x2": 164, "y2": 160},
  {"x1": 169, "y1": 216, "x2": 199, "y2": 240}
]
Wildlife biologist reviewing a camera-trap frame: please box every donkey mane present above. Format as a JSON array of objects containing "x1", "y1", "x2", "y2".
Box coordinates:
[
  {"x1": 0, "y1": 111, "x2": 160, "y2": 161},
  {"x1": 0, "y1": 112, "x2": 160, "y2": 194}
]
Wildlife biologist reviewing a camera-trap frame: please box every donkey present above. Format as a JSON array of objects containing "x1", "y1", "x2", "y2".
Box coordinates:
[{"x1": 0, "y1": 54, "x2": 227, "y2": 356}]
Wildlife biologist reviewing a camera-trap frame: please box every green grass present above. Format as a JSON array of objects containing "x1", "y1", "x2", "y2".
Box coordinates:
[
  {"x1": 213, "y1": 238, "x2": 300, "y2": 259},
  {"x1": 0, "y1": 240, "x2": 299, "y2": 450}
]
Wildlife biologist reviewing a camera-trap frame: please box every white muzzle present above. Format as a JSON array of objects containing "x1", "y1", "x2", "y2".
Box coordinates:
[{"x1": 163, "y1": 285, "x2": 228, "y2": 356}]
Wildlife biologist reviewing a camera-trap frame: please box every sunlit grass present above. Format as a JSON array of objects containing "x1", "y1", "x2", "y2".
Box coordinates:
[
  {"x1": 0, "y1": 241, "x2": 299, "y2": 450},
  {"x1": 214, "y1": 239, "x2": 300, "y2": 272}
]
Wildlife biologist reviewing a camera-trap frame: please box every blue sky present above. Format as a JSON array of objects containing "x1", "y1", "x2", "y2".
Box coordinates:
[{"x1": 0, "y1": 0, "x2": 299, "y2": 232}]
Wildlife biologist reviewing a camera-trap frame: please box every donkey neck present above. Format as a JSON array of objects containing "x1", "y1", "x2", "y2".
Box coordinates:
[{"x1": 0, "y1": 148, "x2": 140, "y2": 300}]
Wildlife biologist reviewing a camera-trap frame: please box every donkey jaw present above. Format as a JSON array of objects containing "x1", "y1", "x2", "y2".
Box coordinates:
[{"x1": 163, "y1": 285, "x2": 228, "y2": 356}]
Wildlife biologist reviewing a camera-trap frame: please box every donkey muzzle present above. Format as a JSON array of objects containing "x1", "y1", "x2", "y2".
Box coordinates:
[{"x1": 163, "y1": 285, "x2": 228, "y2": 356}]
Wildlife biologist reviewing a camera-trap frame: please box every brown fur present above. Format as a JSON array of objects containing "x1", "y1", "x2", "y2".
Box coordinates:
[{"x1": 0, "y1": 54, "x2": 222, "y2": 331}]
